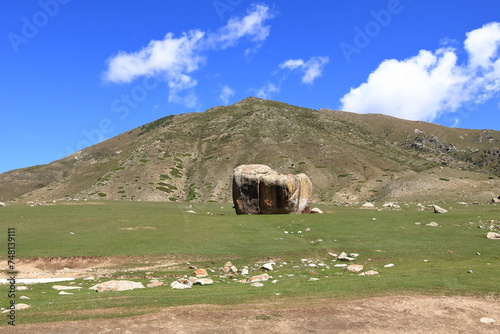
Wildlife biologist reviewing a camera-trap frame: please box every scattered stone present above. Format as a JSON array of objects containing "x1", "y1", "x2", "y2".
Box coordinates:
[
  {"x1": 467, "y1": 270, "x2": 474, "y2": 274},
  {"x1": 170, "y1": 281, "x2": 192, "y2": 290},
  {"x1": 361, "y1": 202, "x2": 375, "y2": 208},
  {"x1": 194, "y1": 268, "x2": 208, "y2": 277},
  {"x1": 17, "y1": 286, "x2": 28, "y2": 291},
  {"x1": 360, "y1": 270, "x2": 379, "y2": 276},
  {"x1": 310, "y1": 207, "x2": 323, "y2": 214},
  {"x1": 271, "y1": 280, "x2": 278, "y2": 284},
  {"x1": 457, "y1": 202, "x2": 468, "y2": 205},
  {"x1": 1, "y1": 303, "x2": 30, "y2": 312},
  {"x1": 83, "y1": 276, "x2": 95, "y2": 280},
  {"x1": 338, "y1": 252, "x2": 356, "y2": 261},
  {"x1": 146, "y1": 281, "x2": 164, "y2": 288},
  {"x1": 480, "y1": 317, "x2": 496, "y2": 324},
  {"x1": 334, "y1": 264, "x2": 348, "y2": 268},
  {"x1": 0, "y1": 202, "x2": 5, "y2": 207},
  {"x1": 349, "y1": 253, "x2": 359, "y2": 258},
  {"x1": 232, "y1": 164, "x2": 313, "y2": 214},
  {"x1": 383, "y1": 202, "x2": 400, "y2": 209},
  {"x1": 19, "y1": 296, "x2": 30, "y2": 300},
  {"x1": 426, "y1": 222, "x2": 439, "y2": 227},
  {"x1": 224, "y1": 261, "x2": 233, "y2": 267},
  {"x1": 89, "y1": 280, "x2": 145, "y2": 292},
  {"x1": 250, "y1": 282, "x2": 264, "y2": 287},
  {"x1": 308, "y1": 278, "x2": 320, "y2": 281},
  {"x1": 262, "y1": 263, "x2": 274, "y2": 271},
  {"x1": 384, "y1": 264, "x2": 395, "y2": 268},
  {"x1": 432, "y1": 205, "x2": 448, "y2": 213},
  {"x1": 247, "y1": 273, "x2": 270, "y2": 283},
  {"x1": 346, "y1": 264, "x2": 364, "y2": 272},
  {"x1": 185, "y1": 210, "x2": 196, "y2": 214},
  {"x1": 193, "y1": 278, "x2": 214, "y2": 285},
  {"x1": 58, "y1": 291, "x2": 74, "y2": 295},
  {"x1": 52, "y1": 285, "x2": 83, "y2": 291},
  {"x1": 230, "y1": 265, "x2": 238, "y2": 274},
  {"x1": 241, "y1": 268, "x2": 249, "y2": 275},
  {"x1": 486, "y1": 232, "x2": 500, "y2": 239}
]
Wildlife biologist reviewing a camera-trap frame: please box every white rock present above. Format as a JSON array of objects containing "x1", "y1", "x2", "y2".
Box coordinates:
[
  {"x1": 89, "y1": 280, "x2": 145, "y2": 292},
  {"x1": 334, "y1": 264, "x2": 348, "y2": 267},
  {"x1": 0, "y1": 202, "x2": 5, "y2": 207},
  {"x1": 486, "y1": 232, "x2": 500, "y2": 239},
  {"x1": 432, "y1": 205, "x2": 448, "y2": 213},
  {"x1": 20, "y1": 296, "x2": 30, "y2": 300},
  {"x1": 193, "y1": 278, "x2": 213, "y2": 285},
  {"x1": 480, "y1": 317, "x2": 496, "y2": 324},
  {"x1": 426, "y1": 222, "x2": 439, "y2": 227},
  {"x1": 170, "y1": 281, "x2": 192, "y2": 290},
  {"x1": 262, "y1": 263, "x2": 274, "y2": 271},
  {"x1": 310, "y1": 207, "x2": 323, "y2": 214},
  {"x1": 17, "y1": 286, "x2": 28, "y2": 291},
  {"x1": 250, "y1": 282, "x2": 264, "y2": 287},
  {"x1": 362, "y1": 203, "x2": 375, "y2": 208},
  {"x1": 2, "y1": 304, "x2": 30, "y2": 312},
  {"x1": 271, "y1": 280, "x2": 278, "y2": 284},
  {"x1": 185, "y1": 210, "x2": 196, "y2": 214},
  {"x1": 384, "y1": 264, "x2": 395, "y2": 268},
  {"x1": 241, "y1": 268, "x2": 249, "y2": 275},
  {"x1": 59, "y1": 291, "x2": 74, "y2": 295},
  {"x1": 308, "y1": 263, "x2": 317, "y2": 268},
  {"x1": 308, "y1": 278, "x2": 320, "y2": 281}
]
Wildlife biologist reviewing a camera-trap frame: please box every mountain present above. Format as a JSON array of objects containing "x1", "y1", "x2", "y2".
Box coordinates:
[{"x1": 1, "y1": 97, "x2": 499, "y2": 205}]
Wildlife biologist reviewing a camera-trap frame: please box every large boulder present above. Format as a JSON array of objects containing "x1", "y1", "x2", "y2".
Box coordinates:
[{"x1": 232, "y1": 164, "x2": 312, "y2": 214}]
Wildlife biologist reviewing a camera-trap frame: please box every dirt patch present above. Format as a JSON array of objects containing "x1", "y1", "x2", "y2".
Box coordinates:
[
  {"x1": 0, "y1": 255, "x2": 188, "y2": 279},
  {"x1": 8, "y1": 295, "x2": 499, "y2": 333}
]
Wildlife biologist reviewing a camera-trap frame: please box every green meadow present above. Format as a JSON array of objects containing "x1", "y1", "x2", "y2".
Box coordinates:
[{"x1": 0, "y1": 201, "x2": 499, "y2": 325}]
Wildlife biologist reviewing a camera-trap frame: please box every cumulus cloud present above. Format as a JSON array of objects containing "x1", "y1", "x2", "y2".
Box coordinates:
[
  {"x1": 340, "y1": 22, "x2": 500, "y2": 122},
  {"x1": 103, "y1": 4, "x2": 274, "y2": 107},
  {"x1": 279, "y1": 56, "x2": 329, "y2": 84},
  {"x1": 219, "y1": 85, "x2": 235, "y2": 105}
]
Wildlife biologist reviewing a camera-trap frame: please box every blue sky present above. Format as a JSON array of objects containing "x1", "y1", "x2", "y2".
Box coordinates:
[{"x1": 1, "y1": 0, "x2": 500, "y2": 173}]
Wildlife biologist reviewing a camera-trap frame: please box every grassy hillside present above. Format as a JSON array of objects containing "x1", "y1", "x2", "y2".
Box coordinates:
[{"x1": 1, "y1": 97, "x2": 499, "y2": 205}]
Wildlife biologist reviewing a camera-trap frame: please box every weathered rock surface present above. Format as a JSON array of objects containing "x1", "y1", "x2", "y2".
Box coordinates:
[
  {"x1": 147, "y1": 281, "x2": 164, "y2": 288},
  {"x1": 89, "y1": 280, "x2": 145, "y2": 292},
  {"x1": 246, "y1": 273, "x2": 270, "y2": 283},
  {"x1": 310, "y1": 207, "x2": 323, "y2": 214},
  {"x1": 0, "y1": 202, "x2": 5, "y2": 207},
  {"x1": 194, "y1": 268, "x2": 208, "y2": 277},
  {"x1": 346, "y1": 264, "x2": 364, "y2": 272},
  {"x1": 232, "y1": 164, "x2": 312, "y2": 214}
]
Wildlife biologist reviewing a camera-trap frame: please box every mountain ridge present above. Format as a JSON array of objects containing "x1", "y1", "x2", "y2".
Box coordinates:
[{"x1": 1, "y1": 97, "x2": 499, "y2": 205}]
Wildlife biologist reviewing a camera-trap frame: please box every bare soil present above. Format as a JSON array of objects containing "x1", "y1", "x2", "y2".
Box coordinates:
[{"x1": 7, "y1": 295, "x2": 499, "y2": 333}]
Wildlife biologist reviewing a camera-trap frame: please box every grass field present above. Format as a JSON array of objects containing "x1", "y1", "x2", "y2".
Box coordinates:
[{"x1": 0, "y1": 201, "x2": 499, "y2": 325}]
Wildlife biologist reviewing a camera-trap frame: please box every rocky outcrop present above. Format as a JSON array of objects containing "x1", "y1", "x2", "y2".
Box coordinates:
[{"x1": 232, "y1": 164, "x2": 312, "y2": 214}]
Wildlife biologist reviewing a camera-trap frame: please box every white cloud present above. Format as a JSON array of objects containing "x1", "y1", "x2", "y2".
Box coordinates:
[
  {"x1": 340, "y1": 22, "x2": 500, "y2": 122},
  {"x1": 219, "y1": 85, "x2": 235, "y2": 105},
  {"x1": 279, "y1": 56, "x2": 329, "y2": 84},
  {"x1": 254, "y1": 82, "x2": 279, "y2": 99},
  {"x1": 103, "y1": 4, "x2": 274, "y2": 108}
]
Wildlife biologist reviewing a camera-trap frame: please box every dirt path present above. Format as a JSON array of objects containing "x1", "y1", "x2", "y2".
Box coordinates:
[{"x1": 7, "y1": 295, "x2": 499, "y2": 333}]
